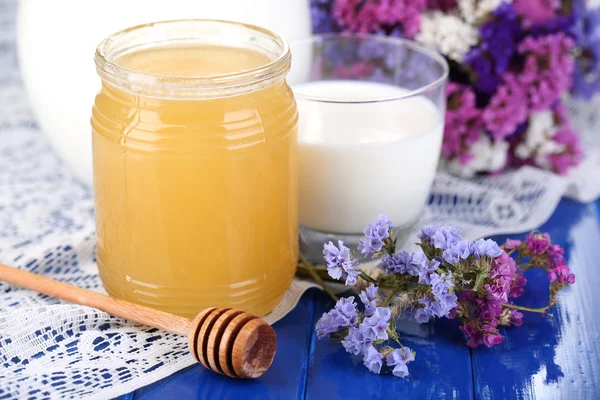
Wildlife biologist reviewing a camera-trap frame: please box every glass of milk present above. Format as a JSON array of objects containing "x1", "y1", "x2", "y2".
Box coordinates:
[{"x1": 288, "y1": 35, "x2": 448, "y2": 259}]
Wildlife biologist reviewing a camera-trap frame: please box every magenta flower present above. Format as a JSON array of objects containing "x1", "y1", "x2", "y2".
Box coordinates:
[
  {"x1": 547, "y1": 127, "x2": 584, "y2": 175},
  {"x1": 333, "y1": 0, "x2": 427, "y2": 38},
  {"x1": 549, "y1": 264, "x2": 576, "y2": 284},
  {"x1": 443, "y1": 83, "x2": 482, "y2": 164},
  {"x1": 517, "y1": 33, "x2": 575, "y2": 111},
  {"x1": 513, "y1": 0, "x2": 560, "y2": 28},
  {"x1": 525, "y1": 233, "x2": 552, "y2": 254},
  {"x1": 482, "y1": 74, "x2": 529, "y2": 140}
]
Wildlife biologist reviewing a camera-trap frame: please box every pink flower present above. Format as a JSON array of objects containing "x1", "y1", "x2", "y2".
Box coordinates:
[
  {"x1": 547, "y1": 244, "x2": 565, "y2": 266},
  {"x1": 517, "y1": 33, "x2": 575, "y2": 111},
  {"x1": 333, "y1": 0, "x2": 427, "y2": 38},
  {"x1": 491, "y1": 252, "x2": 518, "y2": 279},
  {"x1": 510, "y1": 309, "x2": 524, "y2": 327},
  {"x1": 482, "y1": 74, "x2": 529, "y2": 140},
  {"x1": 547, "y1": 127, "x2": 584, "y2": 175},
  {"x1": 483, "y1": 332, "x2": 505, "y2": 347},
  {"x1": 504, "y1": 239, "x2": 522, "y2": 250},
  {"x1": 443, "y1": 83, "x2": 483, "y2": 163},
  {"x1": 549, "y1": 264, "x2": 575, "y2": 284},
  {"x1": 525, "y1": 233, "x2": 551, "y2": 254},
  {"x1": 484, "y1": 277, "x2": 511, "y2": 303},
  {"x1": 513, "y1": 0, "x2": 560, "y2": 28},
  {"x1": 509, "y1": 274, "x2": 527, "y2": 298}
]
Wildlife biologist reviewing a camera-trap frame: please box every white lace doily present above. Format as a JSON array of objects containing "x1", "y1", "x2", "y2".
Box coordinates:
[{"x1": 1, "y1": 1, "x2": 599, "y2": 398}]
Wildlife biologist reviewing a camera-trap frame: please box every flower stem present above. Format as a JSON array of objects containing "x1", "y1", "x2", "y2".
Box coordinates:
[
  {"x1": 383, "y1": 287, "x2": 401, "y2": 307},
  {"x1": 299, "y1": 253, "x2": 339, "y2": 302},
  {"x1": 502, "y1": 303, "x2": 548, "y2": 314},
  {"x1": 359, "y1": 271, "x2": 377, "y2": 284}
]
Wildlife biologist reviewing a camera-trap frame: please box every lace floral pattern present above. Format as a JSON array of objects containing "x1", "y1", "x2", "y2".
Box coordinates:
[{"x1": 0, "y1": 1, "x2": 599, "y2": 398}]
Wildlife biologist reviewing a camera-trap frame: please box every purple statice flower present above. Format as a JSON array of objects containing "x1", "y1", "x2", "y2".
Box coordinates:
[
  {"x1": 315, "y1": 296, "x2": 359, "y2": 338},
  {"x1": 310, "y1": 0, "x2": 340, "y2": 34},
  {"x1": 316, "y1": 309, "x2": 343, "y2": 338},
  {"x1": 414, "y1": 307, "x2": 431, "y2": 324},
  {"x1": 517, "y1": 33, "x2": 575, "y2": 111},
  {"x1": 431, "y1": 271, "x2": 454, "y2": 298},
  {"x1": 380, "y1": 251, "x2": 412, "y2": 274},
  {"x1": 358, "y1": 39, "x2": 388, "y2": 60},
  {"x1": 418, "y1": 292, "x2": 457, "y2": 319},
  {"x1": 547, "y1": 126, "x2": 584, "y2": 175},
  {"x1": 323, "y1": 240, "x2": 360, "y2": 285},
  {"x1": 386, "y1": 347, "x2": 415, "y2": 378},
  {"x1": 381, "y1": 251, "x2": 427, "y2": 276},
  {"x1": 465, "y1": 3, "x2": 521, "y2": 95},
  {"x1": 429, "y1": 226, "x2": 463, "y2": 250},
  {"x1": 513, "y1": 0, "x2": 560, "y2": 29},
  {"x1": 362, "y1": 307, "x2": 391, "y2": 341},
  {"x1": 333, "y1": 0, "x2": 427, "y2": 39},
  {"x1": 442, "y1": 240, "x2": 472, "y2": 264},
  {"x1": 482, "y1": 73, "x2": 529, "y2": 141},
  {"x1": 342, "y1": 326, "x2": 369, "y2": 355},
  {"x1": 362, "y1": 345, "x2": 385, "y2": 374},
  {"x1": 572, "y1": 61, "x2": 600, "y2": 99},
  {"x1": 571, "y1": 7, "x2": 600, "y2": 99},
  {"x1": 418, "y1": 259, "x2": 440, "y2": 284},
  {"x1": 335, "y1": 297, "x2": 359, "y2": 326},
  {"x1": 358, "y1": 214, "x2": 394, "y2": 258},
  {"x1": 525, "y1": 232, "x2": 551, "y2": 254},
  {"x1": 443, "y1": 83, "x2": 483, "y2": 164},
  {"x1": 417, "y1": 225, "x2": 438, "y2": 243},
  {"x1": 470, "y1": 238, "x2": 503, "y2": 259},
  {"x1": 359, "y1": 284, "x2": 378, "y2": 316}
]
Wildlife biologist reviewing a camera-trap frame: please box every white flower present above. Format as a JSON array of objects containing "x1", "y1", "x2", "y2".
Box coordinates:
[
  {"x1": 445, "y1": 133, "x2": 509, "y2": 178},
  {"x1": 458, "y1": 0, "x2": 512, "y2": 24},
  {"x1": 416, "y1": 11, "x2": 479, "y2": 61},
  {"x1": 588, "y1": 0, "x2": 600, "y2": 9},
  {"x1": 514, "y1": 111, "x2": 565, "y2": 164}
]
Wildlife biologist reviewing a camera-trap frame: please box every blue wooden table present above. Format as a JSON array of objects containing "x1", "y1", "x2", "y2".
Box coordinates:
[{"x1": 118, "y1": 198, "x2": 600, "y2": 400}]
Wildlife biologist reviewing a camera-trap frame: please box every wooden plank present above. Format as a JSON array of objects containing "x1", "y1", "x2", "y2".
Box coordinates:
[
  {"x1": 129, "y1": 290, "x2": 317, "y2": 400},
  {"x1": 472, "y1": 199, "x2": 600, "y2": 399},
  {"x1": 305, "y1": 289, "x2": 475, "y2": 399}
]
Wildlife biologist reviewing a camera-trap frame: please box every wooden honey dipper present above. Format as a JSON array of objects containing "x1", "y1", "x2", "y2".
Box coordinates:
[{"x1": 0, "y1": 263, "x2": 277, "y2": 379}]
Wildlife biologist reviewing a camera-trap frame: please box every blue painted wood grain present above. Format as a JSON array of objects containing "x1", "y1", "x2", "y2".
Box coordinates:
[
  {"x1": 472, "y1": 199, "x2": 600, "y2": 399},
  {"x1": 130, "y1": 290, "x2": 317, "y2": 400},
  {"x1": 124, "y1": 198, "x2": 600, "y2": 399},
  {"x1": 305, "y1": 290, "x2": 475, "y2": 400}
]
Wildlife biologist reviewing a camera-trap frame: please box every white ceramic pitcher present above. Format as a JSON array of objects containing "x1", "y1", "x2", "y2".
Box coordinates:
[{"x1": 17, "y1": 0, "x2": 311, "y2": 185}]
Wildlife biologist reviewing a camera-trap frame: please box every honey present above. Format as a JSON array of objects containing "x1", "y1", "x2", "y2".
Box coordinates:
[{"x1": 91, "y1": 21, "x2": 298, "y2": 318}]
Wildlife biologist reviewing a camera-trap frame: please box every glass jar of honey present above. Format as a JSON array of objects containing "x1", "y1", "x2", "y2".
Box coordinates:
[{"x1": 92, "y1": 20, "x2": 298, "y2": 318}]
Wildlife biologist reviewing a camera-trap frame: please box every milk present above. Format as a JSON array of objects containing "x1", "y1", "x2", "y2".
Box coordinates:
[{"x1": 294, "y1": 80, "x2": 444, "y2": 234}]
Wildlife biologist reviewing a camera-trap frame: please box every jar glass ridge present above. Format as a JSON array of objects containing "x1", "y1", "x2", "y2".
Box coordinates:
[{"x1": 91, "y1": 19, "x2": 298, "y2": 318}]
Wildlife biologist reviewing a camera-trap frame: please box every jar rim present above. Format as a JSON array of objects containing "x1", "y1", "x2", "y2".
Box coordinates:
[{"x1": 95, "y1": 19, "x2": 291, "y2": 99}]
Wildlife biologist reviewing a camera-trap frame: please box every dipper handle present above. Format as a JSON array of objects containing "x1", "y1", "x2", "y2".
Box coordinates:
[{"x1": 0, "y1": 264, "x2": 276, "y2": 378}]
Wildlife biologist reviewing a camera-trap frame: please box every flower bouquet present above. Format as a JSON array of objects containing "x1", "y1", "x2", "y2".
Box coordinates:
[
  {"x1": 310, "y1": 0, "x2": 600, "y2": 177},
  {"x1": 297, "y1": 214, "x2": 575, "y2": 378}
]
